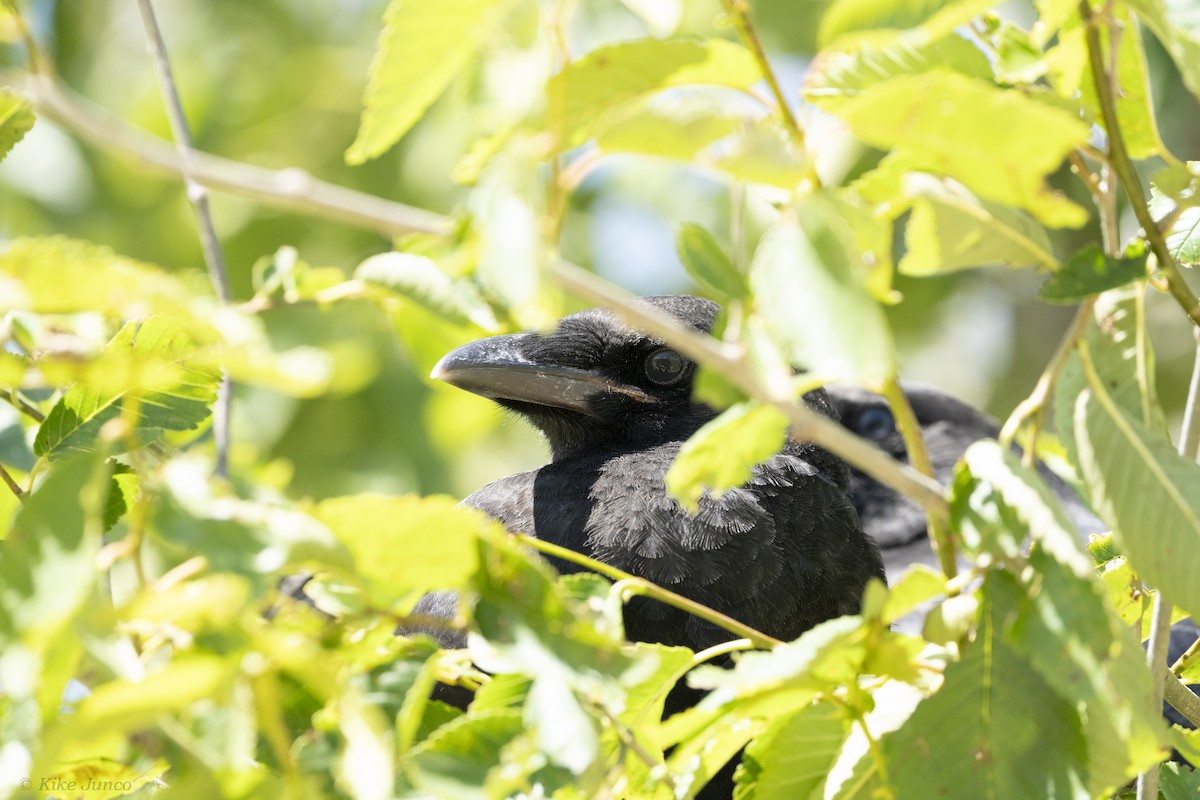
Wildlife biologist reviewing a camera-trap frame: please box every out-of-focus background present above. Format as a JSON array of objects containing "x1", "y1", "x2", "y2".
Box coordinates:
[{"x1": 3, "y1": 0, "x2": 1198, "y2": 502}]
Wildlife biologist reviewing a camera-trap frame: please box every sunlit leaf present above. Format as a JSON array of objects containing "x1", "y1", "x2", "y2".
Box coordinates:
[
  {"x1": 675, "y1": 224, "x2": 747, "y2": 301},
  {"x1": 401, "y1": 708, "x2": 524, "y2": 796},
  {"x1": 345, "y1": 0, "x2": 506, "y2": 164},
  {"x1": 804, "y1": 33, "x2": 991, "y2": 111},
  {"x1": 992, "y1": 21, "x2": 1047, "y2": 84},
  {"x1": 818, "y1": 0, "x2": 1000, "y2": 47},
  {"x1": 709, "y1": 123, "x2": 811, "y2": 189},
  {"x1": 547, "y1": 38, "x2": 760, "y2": 151},
  {"x1": 0, "y1": 89, "x2": 34, "y2": 162},
  {"x1": 750, "y1": 199, "x2": 895, "y2": 382},
  {"x1": 1039, "y1": 243, "x2": 1147, "y2": 303},
  {"x1": 314, "y1": 495, "x2": 492, "y2": 605},
  {"x1": 596, "y1": 96, "x2": 741, "y2": 161},
  {"x1": 1150, "y1": 177, "x2": 1200, "y2": 267},
  {"x1": 832, "y1": 70, "x2": 1090, "y2": 226},
  {"x1": 897, "y1": 174, "x2": 1057, "y2": 274},
  {"x1": 665, "y1": 402, "x2": 788, "y2": 511},
  {"x1": 733, "y1": 699, "x2": 848, "y2": 800},
  {"x1": 881, "y1": 574, "x2": 1090, "y2": 797},
  {"x1": 102, "y1": 462, "x2": 137, "y2": 532},
  {"x1": 356, "y1": 252, "x2": 499, "y2": 331},
  {"x1": 1126, "y1": 0, "x2": 1200, "y2": 100},
  {"x1": 34, "y1": 317, "x2": 220, "y2": 461},
  {"x1": 1073, "y1": 340, "x2": 1200, "y2": 620}
]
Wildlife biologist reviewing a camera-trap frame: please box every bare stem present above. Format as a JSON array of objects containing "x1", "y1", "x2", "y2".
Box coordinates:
[
  {"x1": 881, "y1": 377, "x2": 956, "y2": 580},
  {"x1": 1172, "y1": 629, "x2": 1200, "y2": 677},
  {"x1": 134, "y1": 0, "x2": 235, "y2": 476},
  {"x1": 514, "y1": 533, "x2": 781, "y2": 649},
  {"x1": 719, "y1": 0, "x2": 818, "y2": 187},
  {"x1": 0, "y1": 461, "x2": 25, "y2": 500},
  {"x1": 1081, "y1": 1, "x2": 1200, "y2": 328},
  {"x1": 0, "y1": 388, "x2": 45, "y2": 422}
]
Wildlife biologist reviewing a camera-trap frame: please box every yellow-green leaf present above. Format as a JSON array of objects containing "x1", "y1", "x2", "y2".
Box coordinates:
[
  {"x1": 0, "y1": 89, "x2": 34, "y2": 162},
  {"x1": 346, "y1": 0, "x2": 505, "y2": 165}
]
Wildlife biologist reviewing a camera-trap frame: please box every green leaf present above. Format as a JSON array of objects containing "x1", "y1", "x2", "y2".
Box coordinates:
[
  {"x1": 42, "y1": 759, "x2": 169, "y2": 800},
  {"x1": 0, "y1": 237, "x2": 195, "y2": 317},
  {"x1": 832, "y1": 69, "x2": 1090, "y2": 226},
  {"x1": 675, "y1": 224, "x2": 748, "y2": 300},
  {"x1": 992, "y1": 21, "x2": 1047, "y2": 84},
  {"x1": 0, "y1": 455, "x2": 106, "y2": 648},
  {"x1": 897, "y1": 174, "x2": 1057, "y2": 274},
  {"x1": 1054, "y1": 286, "x2": 1165, "y2": 463},
  {"x1": 1126, "y1": 0, "x2": 1200, "y2": 101},
  {"x1": 880, "y1": 563, "x2": 946, "y2": 623},
  {"x1": 1160, "y1": 761, "x2": 1200, "y2": 800},
  {"x1": 102, "y1": 462, "x2": 138, "y2": 532},
  {"x1": 804, "y1": 33, "x2": 992, "y2": 112},
  {"x1": 1039, "y1": 243, "x2": 1147, "y2": 303},
  {"x1": 733, "y1": 699, "x2": 848, "y2": 800},
  {"x1": 546, "y1": 38, "x2": 760, "y2": 152},
  {"x1": 356, "y1": 252, "x2": 499, "y2": 330},
  {"x1": 665, "y1": 402, "x2": 788, "y2": 511},
  {"x1": 402, "y1": 709, "x2": 525, "y2": 797},
  {"x1": 34, "y1": 317, "x2": 220, "y2": 461},
  {"x1": 1072, "y1": 339, "x2": 1200, "y2": 621},
  {"x1": 314, "y1": 495, "x2": 492, "y2": 605},
  {"x1": 818, "y1": 0, "x2": 1000, "y2": 47},
  {"x1": 709, "y1": 123, "x2": 810, "y2": 188},
  {"x1": 1150, "y1": 178, "x2": 1200, "y2": 267},
  {"x1": 596, "y1": 98, "x2": 741, "y2": 161},
  {"x1": 0, "y1": 90, "x2": 35, "y2": 162},
  {"x1": 345, "y1": 0, "x2": 505, "y2": 164},
  {"x1": 881, "y1": 573, "x2": 1090, "y2": 798},
  {"x1": 750, "y1": 198, "x2": 895, "y2": 383}
]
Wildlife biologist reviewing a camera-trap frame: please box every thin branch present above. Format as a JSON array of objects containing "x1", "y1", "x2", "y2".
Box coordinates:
[
  {"x1": 1164, "y1": 669, "x2": 1200, "y2": 728},
  {"x1": 0, "y1": 69, "x2": 948, "y2": 520},
  {"x1": 550, "y1": 259, "x2": 951, "y2": 519},
  {"x1": 1081, "y1": 1, "x2": 1200, "y2": 328},
  {"x1": 0, "y1": 388, "x2": 45, "y2": 423},
  {"x1": 1172, "y1": 629, "x2": 1200, "y2": 677},
  {"x1": 0, "y1": 69, "x2": 451, "y2": 239},
  {"x1": 0, "y1": 461, "x2": 25, "y2": 500},
  {"x1": 514, "y1": 533, "x2": 782, "y2": 650},
  {"x1": 1, "y1": 0, "x2": 46, "y2": 75},
  {"x1": 134, "y1": 0, "x2": 235, "y2": 477},
  {"x1": 719, "y1": 0, "x2": 818, "y2": 188},
  {"x1": 881, "y1": 377, "x2": 957, "y2": 580}
]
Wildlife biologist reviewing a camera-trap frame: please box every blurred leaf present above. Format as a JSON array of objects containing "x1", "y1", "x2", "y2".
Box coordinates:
[
  {"x1": 68, "y1": 657, "x2": 234, "y2": 738},
  {"x1": 804, "y1": 33, "x2": 991, "y2": 112},
  {"x1": 356, "y1": 252, "x2": 499, "y2": 331},
  {"x1": 122, "y1": 573, "x2": 251, "y2": 633},
  {"x1": 880, "y1": 563, "x2": 945, "y2": 623},
  {"x1": 898, "y1": 174, "x2": 1056, "y2": 274},
  {"x1": 547, "y1": 38, "x2": 760, "y2": 151},
  {"x1": 665, "y1": 401, "x2": 788, "y2": 511},
  {"x1": 346, "y1": 0, "x2": 506, "y2": 164},
  {"x1": 469, "y1": 140, "x2": 542, "y2": 316},
  {"x1": 0, "y1": 89, "x2": 34, "y2": 162},
  {"x1": 991, "y1": 21, "x2": 1047, "y2": 84},
  {"x1": 43, "y1": 759, "x2": 168, "y2": 800},
  {"x1": 0, "y1": 237, "x2": 195, "y2": 317},
  {"x1": 596, "y1": 98, "x2": 741, "y2": 161},
  {"x1": 1127, "y1": 0, "x2": 1200, "y2": 100},
  {"x1": 676, "y1": 224, "x2": 747, "y2": 301},
  {"x1": 750, "y1": 198, "x2": 895, "y2": 383},
  {"x1": 401, "y1": 708, "x2": 524, "y2": 798},
  {"x1": 818, "y1": 0, "x2": 999, "y2": 47},
  {"x1": 1160, "y1": 761, "x2": 1200, "y2": 799},
  {"x1": 0, "y1": 454, "x2": 104, "y2": 647},
  {"x1": 338, "y1": 688, "x2": 395, "y2": 800},
  {"x1": 1039, "y1": 243, "x2": 1147, "y2": 303},
  {"x1": 618, "y1": 0, "x2": 683, "y2": 35},
  {"x1": 733, "y1": 699, "x2": 848, "y2": 800},
  {"x1": 832, "y1": 70, "x2": 1090, "y2": 226},
  {"x1": 314, "y1": 495, "x2": 492, "y2": 606},
  {"x1": 881, "y1": 573, "x2": 1090, "y2": 797},
  {"x1": 709, "y1": 123, "x2": 810, "y2": 188},
  {"x1": 34, "y1": 317, "x2": 220, "y2": 461},
  {"x1": 1073, "y1": 339, "x2": 1200, "y2": 621}
]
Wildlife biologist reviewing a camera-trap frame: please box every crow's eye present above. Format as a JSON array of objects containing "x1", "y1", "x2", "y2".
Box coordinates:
[
  {"x1": 643, "y1": 348, "x2": 687, "y2": 386},
  {"x1": 854, "y1": 406, "x2": 895, "y2": 440}
]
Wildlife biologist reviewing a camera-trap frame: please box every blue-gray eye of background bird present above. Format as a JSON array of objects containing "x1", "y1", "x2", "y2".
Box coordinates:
[
  {"x1": 853, "y1": 406, "x2": 896, "y2": 440},
  {"x1": 644, "y1": 348, "x2": 687, "y2": 385}
]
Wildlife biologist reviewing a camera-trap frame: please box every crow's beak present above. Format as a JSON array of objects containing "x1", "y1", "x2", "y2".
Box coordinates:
[{"x1": 431, "y1": 333, "x2": 653, "y2": 414}]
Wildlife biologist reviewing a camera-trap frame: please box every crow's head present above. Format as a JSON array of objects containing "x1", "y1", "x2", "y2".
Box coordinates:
[{"x1": 432, "y1": 295, "x2": 721, "y2": 459}]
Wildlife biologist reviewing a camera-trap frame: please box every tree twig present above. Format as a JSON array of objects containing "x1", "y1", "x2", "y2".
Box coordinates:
[
  {"x1": 513, "y1": 533, "x2": 782, "y2": 650},
  {"x1": 1081, "y1": 1, "x2": 1200, "y2": 328},
  {"x1": 134, "y1": 0, "x2": 237, "y2": 476},
  {"x1": 0, "y1": 388, "x2": 45, "y2": 423},
  {"x1": 0, "y1": 461, "x2": 25, "y2": 500},
  {"x1": 719, "y1": 0, "x2": 818, "y2": 188}
]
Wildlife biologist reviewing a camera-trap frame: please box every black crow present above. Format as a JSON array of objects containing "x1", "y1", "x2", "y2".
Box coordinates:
[
  {"x1": 422, "y1": 295, "x2": 884, "y2": 654},
  {"x1": 826, "y1": 383, "x2": 1199, "y2": 732}
]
